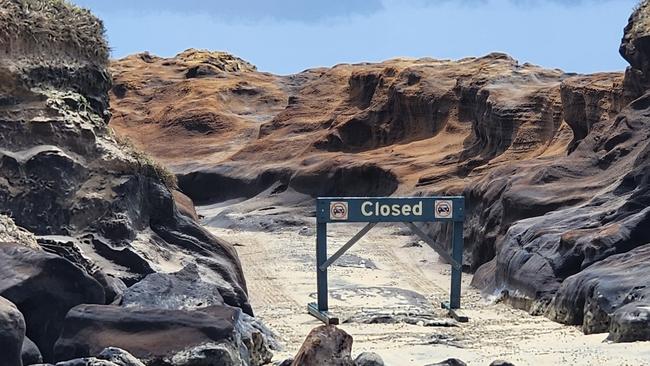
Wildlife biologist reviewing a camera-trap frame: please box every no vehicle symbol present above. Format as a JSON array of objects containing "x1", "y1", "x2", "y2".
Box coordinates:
[
  {"x1": 435, "y1": 200, "x2": 453, "y2": 219},
  {"x1": 330, "y1": 201, "x2": 349, "y2": 220}
]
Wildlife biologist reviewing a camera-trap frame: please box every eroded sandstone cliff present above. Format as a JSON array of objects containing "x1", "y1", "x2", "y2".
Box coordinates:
[
  {"x1": 110, "y1": 1, "x2": 650, "y2": 343},
  {"x1": 0, "y1": 0, "x2": 260, "y2": 362}
]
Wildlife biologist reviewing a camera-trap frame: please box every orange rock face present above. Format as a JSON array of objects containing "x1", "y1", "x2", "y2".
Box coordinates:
[
  {"x1": 110, "y1": 51, "x2": 623, "y2": 201},
  {"x1": 110, "y1": 38, "x2": 650, "y2": 341}
]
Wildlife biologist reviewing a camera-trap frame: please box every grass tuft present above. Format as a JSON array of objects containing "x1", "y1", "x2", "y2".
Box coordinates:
[
  {"x1": 0, "y1": 0, "x2": 109, "y2": 63},
  {"x1": 112, "y1": 132, "x2": 179, "y2": 190}
]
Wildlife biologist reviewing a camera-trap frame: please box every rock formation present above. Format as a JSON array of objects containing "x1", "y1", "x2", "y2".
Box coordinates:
[
  {"x1": 0, "y1": 0, "x2": 264, "y2": 364},
  {"x1": 110, "y1": 2, "x2": 650, "y2": 342}
]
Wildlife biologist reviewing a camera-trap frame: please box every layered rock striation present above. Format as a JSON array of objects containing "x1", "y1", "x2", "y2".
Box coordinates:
[{"x1": 0, "y1": 0, "x2": 262, "y2": 363}]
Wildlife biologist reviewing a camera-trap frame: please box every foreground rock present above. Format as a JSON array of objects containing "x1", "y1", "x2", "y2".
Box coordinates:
[
  {"x1": 116, "y1": 265, "x2": 275, "y2": 364},
  {"x1": 292, "y1": 326, "x2": 354, "y2": 366},
  {"x1": 0, "y1": 243, "x2": 104, "y2": 361},
  {"x1": 0, "y1": 296, "x2": 25, "y2": 366},
  {"x1": 54, "y1": 304, "x2": 267, "y2": 365}
]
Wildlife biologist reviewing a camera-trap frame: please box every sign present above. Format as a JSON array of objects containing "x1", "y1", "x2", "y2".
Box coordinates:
[
  {"x1": 317, "y1": 197, "x2": 464, "y2": 223},
  {"x1": 309, "y1": 195, "x2": 466, "y2": 325}
]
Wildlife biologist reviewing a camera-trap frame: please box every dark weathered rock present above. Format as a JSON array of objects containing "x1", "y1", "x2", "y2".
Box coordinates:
[
  {"x1": 53, "y1": 304, "x2": 247, "y2": 365},
  {"x1": 97, "y1": 347, "x2": 144, "y2": 366},
  {"x1": 608, "y1": 302, "x2": 650, "y2": 342},
  {"x1": 549, "y1": 244, "x2": 650, "y2": 336},
  {"x1": 0, "y1": 296, "x2": 25, "y2": 366},
  {"x1": 22, "y1": 336, "x2": 44, "y2": 365},
  {"x1": 469, "y1": 89, "x2": 650, "y2": 334},
  {"x1": 292, "y1": 325, "x2": 354, "y2": 366},
  {"x1": 121, "y1": 264, "x2": 224, "y2": 310},
  {"x1": 426, "y1": 359, "x2": 467, "y2": 366},
  {"x1": 0, "y1": 243, "x2": 105, "y2": 361},
  {"x1": 118, "y1": 264, "x2": 274, "y2": 365},
  {"x1": 354, "y1": 352, "x2": 384, "y2": 366}
]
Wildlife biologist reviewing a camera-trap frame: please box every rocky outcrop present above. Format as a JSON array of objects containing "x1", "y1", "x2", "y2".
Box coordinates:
[
  {"x1": 353, "y1": 352, "x2": 384, "y2": 366},
  {"x1": 0, "y1": 1, "x2": 261, "y2": 365},
  {"x1": 426, "y1": 359, "x2": 466, "y2": 366},
  {"x1": 96, "y1": 348, "x2": 145, "y2": 366},
  {"x1": 0, "y1": 296, "x2": 25, "y2": 366},
  {"x1": 0, "y1": 0, "x2": 250, "y2": 319}
]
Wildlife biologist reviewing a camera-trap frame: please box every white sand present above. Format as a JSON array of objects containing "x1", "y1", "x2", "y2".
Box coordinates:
[{"x1": 204, "y1": 217, "x2": 650, "y2": 366}]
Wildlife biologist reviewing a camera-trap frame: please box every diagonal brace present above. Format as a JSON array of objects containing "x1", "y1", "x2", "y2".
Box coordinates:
[
  {"x1": 403, "y1": 222, "x2": 462, "y2": 270},
  {"x1": 319, "y1": 222, "x2": 377, "y2": 271}
]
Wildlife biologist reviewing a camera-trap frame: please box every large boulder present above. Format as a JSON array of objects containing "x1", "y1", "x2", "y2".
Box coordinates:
[
  {"x1": 0, "y1": 296, "x2": 25, "y2": 366},
  {"x1": 118, "y1": 265, "x2": 274, "y2": 364},
  {"x1": 53, "y1": 304, "x2": 253, "y2": 365},
  {"x1": 0, "y1": 243, "x2": 105, "y2": 361},
  {"x1": 291, "y1": 326, "x2": 354, "y2": 366}
]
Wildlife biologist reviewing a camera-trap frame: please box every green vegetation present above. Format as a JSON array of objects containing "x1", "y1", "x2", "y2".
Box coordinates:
[
  {"x1": 112, "y1": 132, "x2": 179, "y2": 190},
  {"x1": 0, "y1": 0, "x2": 109, "y2": 63}
]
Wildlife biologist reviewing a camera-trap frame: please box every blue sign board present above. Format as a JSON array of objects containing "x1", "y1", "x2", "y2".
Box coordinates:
[
  {"x1": 317, "y1": 197, "x2": 465, "y2": 223},
  {"x1": 308, "y1": 196, "x2": 466, "y2": 325}
]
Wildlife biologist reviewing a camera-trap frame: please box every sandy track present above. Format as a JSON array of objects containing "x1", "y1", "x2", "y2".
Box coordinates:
[{"x1": 204, "y1": 218, "x2": 650, "y2": 366}]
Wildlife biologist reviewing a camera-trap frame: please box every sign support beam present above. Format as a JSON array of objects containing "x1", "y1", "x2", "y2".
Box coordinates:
[
  {"x1": 319, "y1": 222, "x2": 377, "y2": 271},
  {"x1": 308, "y1": 196, "x2": 466, "y2": 324}
]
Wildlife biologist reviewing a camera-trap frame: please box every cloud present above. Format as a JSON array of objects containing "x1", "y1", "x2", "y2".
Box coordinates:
[{"x1": 72, "y1": 0, "x2": 384, "y2": 22}]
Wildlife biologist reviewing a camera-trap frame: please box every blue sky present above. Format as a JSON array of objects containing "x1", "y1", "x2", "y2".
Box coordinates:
[{"x1": 71, "y1": 0, "x2": 638, "y2": 75}]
